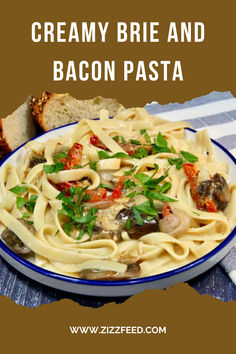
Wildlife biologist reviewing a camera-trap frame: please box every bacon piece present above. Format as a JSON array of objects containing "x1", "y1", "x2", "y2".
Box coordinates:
[
  {"x1": 119, "y1": 142, "x2": 152, "y2": 156},
  {"x1": 90, "y1": 135, "x2": 110, "y2": 151},
  {"x1": 85, "y1": 188, "x2": 107, "y2": 202},
  {"x1": 182, "y1": 163, "x2": 217, "y2": 212},
  {"x1": 162, "y1": 204, "x2": 172, "y2": 218}
]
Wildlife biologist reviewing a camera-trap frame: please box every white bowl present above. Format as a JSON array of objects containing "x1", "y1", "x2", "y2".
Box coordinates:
[{"x1": 0, "y1": 124, "x2": 235, "y2": 297}]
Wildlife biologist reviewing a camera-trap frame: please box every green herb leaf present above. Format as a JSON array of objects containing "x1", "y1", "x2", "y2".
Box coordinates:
[
  {"x1": 63, "y1": 221, "x2": 74, "y2": 235},
  {"x1": 160, "y1": 182, "x2": 172, "y2": 193},
  {"x1": 121, "y1": 136, "x2": 126, "y2": 144},
  {"x1": 77, "y1": 229, "x2": 85, "y2": 240},
  {"x1": 43, "y1": 162, "x2": 65, "y2": 174},
  {"x1": 145, "y1": 191, "x2": 177, "y2": 202},
  {"x1": 9, "y1": 185, "x2": 28, "y2": 194},
  {"x1": 155, "y1": 132, "x2": 168, "y2": 148},
  {"x1": 133, "y1": 148, "x2": 149, "y2": 159},
  {"x1": 98, "y1": 151, "x2": 130, "y2": 160},
  {"x1": 53, "y1": 151, "x2": 68, "y2": 163},
  {"x1": 89, "y1": 161, "x2": 98, "y2": 171},
  {"x1": 87, "y1": 220, "x2": 95, "y2": 236},
  {"x1": 113, "y1": 135, "x2": 119, "y2": 141},
  {"x1": 126, "y1": 191, "x2": 136, "y2": 198},
  {"x1": 144, "y1": 133, "x2": 151, "y2": 143},
  {"x1": 73, "y1": 165, "x2": 82, "y2": 169},
  {"x1": 140, "y1": 129, "x2": 147, "y2": 134},
  {"x1": 97, "y1": 183, "x2": 114, "y2": 190},
  {"x1": 170, "y1": 145, "x2": 177, "y2": 154},
  {"x1": 123, "y1": 179, "x2": 137, "y2": 190},
  {"x1": 168, "y1": 158, "x2": 183, "y2": 170},
  {"x1": 130, "y1": 139, "x2": 141, "y2": 145},
  {"x1": 135, "y1": 200, "x2": 157, "y2": 216},
  {"x1": 25, "y1": 195, "x2": 38, "y2": 212},
  {"x1": 124, "y1": 165, "x2": 137, "y2": 176},
  {"x1": 125, "y1": 218, "x2": 132, "y2": 230},
  {"x1": 16, "y1": 197, "x2": 25, "y2": 209},
  {"x1": 132, "y1": 207, "x2": 144, "y2": 226},
  {"x1": 180, "y1": 151, "x2": 198, "y2": 163}
]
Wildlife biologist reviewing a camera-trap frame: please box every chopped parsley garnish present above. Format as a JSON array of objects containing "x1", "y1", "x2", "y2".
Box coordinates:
[
  {"x1": 140, "y1": 129, "x2": 151, "y2": 143},
  {"x1": 121, "y1": 136, "x2": 126, "y2": 144},
  {"x1": 156, "y1": 132, "x2": 168, "y2": 148},
  {"x1": 144, "y1": 133, "x2": 151, "y2": 143},
  {"x1": 21, "y1": 212, "x2": 34, "y2": 225},
  {"x1": 16, "y1": 195, "x2": 38, "y2": 212},
  {"x1": 168, "y1": 158, "x2": 183, "y2": 170},
  {"x1": 77, "y1": 229, "x2": 85, "y2": 240},
  {"x1": 170, "y1": 145, "x2": 177, "y2": 154},
  {"x1": 9, "y1": 185, "x2": 28, "y2": 194},
  {"x1": 26, "y1": 195, "x2": 38, "y2": 212},
  {"x1": 132, "y1": 207, "x2": 144, "y2": 226},
  {"x1": 125, "y1": 218, "x2": 132, "y2": 230},
  {"x1": 144, "y1": 190, "x2": 177, "y2": 202},
  {"x1": 113, "y1": 135, "x2": 119, "y2": 141},
  {"x1": 16, "y1": 197, "x2": 25, "y2": 209},
  {"x1": 89, "y1": 161, "x2": 98, "y2": 171},
  {"x1": 152, "y1": 132, "x2": 170, "y2": 154},
  {"x1": 57, "y1": 188, "x2": 98, "y2": 237},
  {"x1": 63, "y1": 221, "x2": 74, "y2": 235},
  {"x1": 160, "y1": 182, "x2": 172, "y2": 193},
  {"x1": 135, "y1": 200, "x2": 158, "y2": 216},
  {"x1": 180, "y1": 151, "x2": 198, "y2": 163},
  {"x1": 126, "y1": 191, "x2": 136, "y2": 199},
  {"x1": 97, "y1": 183, "x2": 114, "y2": 190},
  {"x1": 123, "y1": 179, "x2": 137, "y2": 190},
  {"x1": 98, "y1": 151, "x2": 130, "y2": 160},
  {"x1": 133, "y1": 147, "x2": 149, "y2": 159},
  {"x1": 53, "y1": 151, "x2": 68, "y2": 163},
  {"x1": 168, "y1": 151, "x2": 198, "y2": 170},
  {"x1": 130, "y1": 139, "x2": 141, "y2": 145},
  {"x1": 43, "y1": 162, "x2": 65, "y2": 174},
  {"x1": 124, "y1": 165, "x2": 137, "y2": 176}
]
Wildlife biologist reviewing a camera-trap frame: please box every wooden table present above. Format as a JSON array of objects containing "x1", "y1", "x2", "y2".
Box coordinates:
[{"x1": 0, "y1": 256, "x2": 235, "y2": 307}]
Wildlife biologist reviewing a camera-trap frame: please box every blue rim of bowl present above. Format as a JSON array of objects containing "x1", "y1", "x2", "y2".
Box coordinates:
[{"x1": 0, "y1": 122, "x2": 235, "y2": 287}]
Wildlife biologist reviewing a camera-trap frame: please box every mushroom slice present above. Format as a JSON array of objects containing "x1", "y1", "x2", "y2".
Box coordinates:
[
  {"x1": 197, "y1": 173, "x2": 230, "y2": 211},
  {"x1": 1, "y1": 219, "x2": 35, "y2": 256},
  {"x1": 79, "y1": 263, "x2": 141, "y2": 280},
  {"x1": 159, "y1": 208, "x2": 190, "y2": 236},
  {"x1": 29, "y1": 155, "x2": 47, "y2": 168},
  {"x1": 116, "y1": 208, "x2": 159, "y2": 239}
]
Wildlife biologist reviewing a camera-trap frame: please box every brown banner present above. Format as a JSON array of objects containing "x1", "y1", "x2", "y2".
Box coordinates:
[
  {"x1": 0, "y1": 0, "x2": 236, "y2": 352},
  {"x1": 0, "y1": 0, "x2": 236, "y2": 115},
  {"x1": 0, "y1": 283, "x2": 235, "y2": 352}
]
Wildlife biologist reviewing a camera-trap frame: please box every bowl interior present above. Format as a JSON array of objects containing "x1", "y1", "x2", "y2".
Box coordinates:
[{"x1": 0, "y1": 123, "x2": 235, "y2": 287}]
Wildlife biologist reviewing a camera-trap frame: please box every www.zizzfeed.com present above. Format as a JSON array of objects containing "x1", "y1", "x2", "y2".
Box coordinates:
[{"x1": 69, "y1": 326, "x2": 167, "y2": 335}]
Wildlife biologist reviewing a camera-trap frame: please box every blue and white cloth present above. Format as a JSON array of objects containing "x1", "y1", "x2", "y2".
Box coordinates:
[{"x1": 145, "y1": 91, "x2": 236, "y2": 285}]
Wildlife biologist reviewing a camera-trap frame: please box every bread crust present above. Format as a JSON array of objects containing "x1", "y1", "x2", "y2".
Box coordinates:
[
  {"x1": 0, "y1": 118, "x2": 12, "y2": 160},
  {"x1": 31, "y1": 92, "x2": 122, "y2": 132},
  {"x1": 31, "y1": 91, "x2": 54, "y2": 131}
]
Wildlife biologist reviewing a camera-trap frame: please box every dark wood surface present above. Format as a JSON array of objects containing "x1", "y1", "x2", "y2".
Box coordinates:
[{"x1": 0, "y1": 256, "x2": 235, "y2": 307}]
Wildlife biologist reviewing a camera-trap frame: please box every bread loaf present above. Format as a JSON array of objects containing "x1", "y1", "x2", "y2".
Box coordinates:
[
  {"x1": 31, "y1": 92, "x2": 122, "y2": 131},
  {"x1": 0, "y1": 97, "x2": 36, "y2": 160}
]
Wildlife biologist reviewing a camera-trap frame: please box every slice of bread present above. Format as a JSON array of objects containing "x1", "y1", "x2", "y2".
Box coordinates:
[
  {"x1": 0, "y1": 97, "x2": 37, "y2": 160},
  {"x1": 31, "y1": 92, "x2": 123, "y2": 131}
]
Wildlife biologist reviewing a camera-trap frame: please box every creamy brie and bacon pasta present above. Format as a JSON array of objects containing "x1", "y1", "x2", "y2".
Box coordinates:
[{"x1": 0, "y1": 108, "x2": 235, "y2": 280}]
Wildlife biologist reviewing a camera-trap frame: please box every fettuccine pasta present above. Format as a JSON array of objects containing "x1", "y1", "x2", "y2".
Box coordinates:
[{"x1": 0, "y1": 107, "x2": 235, "y2": 280}]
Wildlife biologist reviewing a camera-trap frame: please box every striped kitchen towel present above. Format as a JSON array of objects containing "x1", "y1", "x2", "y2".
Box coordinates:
[{"x1": 145, "y1": 91, "x2": 236, "y2": 285}]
